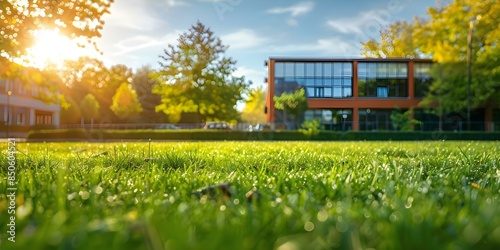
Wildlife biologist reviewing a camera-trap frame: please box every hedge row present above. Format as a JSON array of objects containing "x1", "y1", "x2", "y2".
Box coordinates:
[{"x1": 25, "y1": 129, "x2": 500, "y2": 141}]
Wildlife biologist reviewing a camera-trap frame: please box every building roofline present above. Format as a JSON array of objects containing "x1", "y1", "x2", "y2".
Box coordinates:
[{"x1": 268, "y1": 57, "x2": 434, "y2": 63}]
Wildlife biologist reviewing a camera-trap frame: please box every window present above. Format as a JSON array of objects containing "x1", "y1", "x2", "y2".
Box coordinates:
[
  {"x1": 36, "y1": 114, "x2": 52, "y2": 125},
  {"x1": 305, "y1": 63, "x2": 315, "y2": 77},
  {"x1": 17, "y1": 113, "x2": 24, "y2": 125},
  {"x1": 295, "y1": 63, "x2": 305, "y2": 77},
  {"x1": 315, "y1": 87, "x2": 324, "y2": 97},
  {"x1": 323, "y1": 63, "x2": 332, "y2": 76},
  {"x1": 333, "y1": 63, "x2": 342, "y2": 77},
  {"x1": 284, "y1": 63, "x2": 294, "y2": 77},
  {"x1": 343, "y1": 63, "x2": 352, "y2": 76},
  {"x1": 377, "y1": 87, "x2": 388, "y2": 98},
  {"x1": 315, "y1": 63, "x2": 323, "y2": 77},
  {"x1": 275, "y1": 62, "x2": 284, "y2": 77},
  {"x1": 358, "y1": 62, "x2": 408, "y2": 98},
  {"x1": 414, "y1": 62, "x2": 433, "y2": 98}
]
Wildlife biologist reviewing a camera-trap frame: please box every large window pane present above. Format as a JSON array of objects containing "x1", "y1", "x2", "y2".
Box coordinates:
[
  {"x1": 377, "y1": 63, "x2": 387, "y2": 77},
  {"x1": 284, "y1": 63, "x2": 294, "y2": 77},
  {"x1": 367, "y1": 63, "x2": 377, "y2": 77},
  {"x1": 306, "y1": 87, "x2": 314, "y2": 97},
  {"x1": 295, "y1": 63, "x2": 305, "y2": 77},
  {"x1": 324, "y1": 63, "x2": 332, "y2": 76},
  {"x1": 333, "y1": 87, "x2": 342, "y2": 97},
  {"x1": 275, "y1": 62, "x2": 284, "y2": 77},
  {"x1": 343, "y1": 87, "x2": 352, "y2": 97},
  {"x1": 358, "y1": 63, "x2": 367, "y2": 77},
  {"x1": 343, "y1": 63, "x2": 352, "y2": 76},
  {"x1": 324, "y1": 87, "x2": 332, "y2": 97},
  {"x1": 305, "y1": 78, "x2": 315, "y2": 86},
  {"x1": 398, "y1": 63, "x2": 408, "y2": 77},
  {"x1": 333, "y1": 78, "x2": 342, "y2": 86},
  {"x1": 316, "y1": 78, "x2": 324, "y2": 87},
  {"x1": 333, "y1": 63, "x2": 342, "y2": 77},
  {"x1": 388, "y1": 63, "x2": 398, "y2": 77},
  {"x1": 342, "y1": 77, "x2": 352, "y2": 87},
  {"x1": 315, "y1": 63, "x2": 323, "y2": 77},
  {"x1": 323, "y1": 78, "x2": 333, "y2": 88},
  {"x1": 306, "y1": 63, "x2": 315, "y2": 77}
]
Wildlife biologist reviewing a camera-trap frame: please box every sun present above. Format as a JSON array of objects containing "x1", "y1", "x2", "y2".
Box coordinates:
[{"x1": 26, "y1": 29, "x2": 98, "y2": 69}]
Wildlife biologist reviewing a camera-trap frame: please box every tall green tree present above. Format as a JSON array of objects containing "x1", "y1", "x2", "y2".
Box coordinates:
[
  {"x1": 110, "y1": 83, "x2": 143, "y2": 121},
  {"x1": 131, "y1": 65, "x2": 164, "y2": 123},
  {"x1": 153, "y1": 21, "x2": 251, "y2": 124},
  {"x1": 273, "y1": 88, "x2": 308, "y2": 129},
  {"x1": 80, "y1": 94, "x2": 100, "y2": 129},
  {"x1": 241, "y1": 87, "x2": 267, "y2": 124}
]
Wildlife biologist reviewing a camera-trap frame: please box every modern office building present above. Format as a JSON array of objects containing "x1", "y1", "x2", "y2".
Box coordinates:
[
  {"x1": 265, "y1": 57, "x2": 498, "y2": 131},
  {"x1": 0, "y1": 77, "x2": 60, "y2": 136}
]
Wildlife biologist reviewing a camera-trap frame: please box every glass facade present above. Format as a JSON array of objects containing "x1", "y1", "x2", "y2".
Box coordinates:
[
  {"x1": 358, "y1": 62, "x2": 408, "y2": 98},
  {"x1": 274, "y1": 62, "x2": 353, "y2": 98},
  {"x1": 414, "y1": 63, "x2": 432, "y2": 97},
  {"x1": 304, "y1": 109, "x2": 352, "y2": 131},
  {"x1": 358, "y1": 109, "x2": 396, "y2": 131}
]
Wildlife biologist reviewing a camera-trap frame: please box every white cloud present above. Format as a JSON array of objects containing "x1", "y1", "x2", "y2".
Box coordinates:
[
  {"x1": 326, "y1": 9, "x2": 393, "y2": 36},
  {"x1": 221, "y1": 29, "x2": 268, "y2": 50},
  {"x1": 266, "y1": 37, "x2": 361, "y2": 57},
  {"x1": 266, "y1": 1, "x2": 314, "y2": 26},
  {"x1": 267, "y1": 1, "x2": 314, "y2": 17},
  {"x1": 111, "y1": 31, "x2": 181, "y2": 56}
]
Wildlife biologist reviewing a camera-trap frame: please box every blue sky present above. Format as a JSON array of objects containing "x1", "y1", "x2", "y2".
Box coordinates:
[{"x1": 96, "y1": 0, "x2": 439, "y2": 88}]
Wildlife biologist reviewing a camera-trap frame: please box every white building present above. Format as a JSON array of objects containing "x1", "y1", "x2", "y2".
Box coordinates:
[{"x1": 1, "y1": 78, "x2": 60, "y2": 136}]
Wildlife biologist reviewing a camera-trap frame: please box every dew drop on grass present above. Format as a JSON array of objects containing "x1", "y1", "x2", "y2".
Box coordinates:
[
  {"x1": 67, "y1": 192, "x2": 77, "y2": 200},
  {"x1": 79, "y1": 191, "x2": 90, "y2": 200},
  {"x1": 317, "y1": 210, "x2": 328, "y2": 222},
  {"x1": 95, "y1": 186, "x2": 103, "y2": 194},
  {"x1": 304, "y1": 221, "x2": 314, "y2": 232}
]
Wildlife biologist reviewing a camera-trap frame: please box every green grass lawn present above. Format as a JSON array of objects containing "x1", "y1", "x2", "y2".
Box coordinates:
[{"x1": 1, "y1": 141, "x2": 499, "y2": 249}]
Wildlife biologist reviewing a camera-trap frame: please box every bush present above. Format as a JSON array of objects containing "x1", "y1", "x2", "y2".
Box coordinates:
[{"x1": 26, "y1": 129, "x2": 500, "y2": 141}]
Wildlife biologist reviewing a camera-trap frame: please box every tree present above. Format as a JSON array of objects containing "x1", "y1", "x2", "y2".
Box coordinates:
[
  {"x1": 110, "y1": 83, "x2": 143, "y2": 121},
  {"x1": 80, "y1": 94, "x2": 100, "y2": 129},
  {"x1": 390, "y1": 105, "x2": 421, "y2": 131},
  {"x1": 0, "y1": 1, "x2": 113, "y2": 107},
  {"x1": 153, "y1": 21, "x2": 251, "y2": 125},
  {"x1": 131, "y1": 65, "x2": 164, "y2": 123},
  {"x1": 0, "y1": 0, "x2": 113, "y2": 61},
  {"x1": 361, "y1": 0, "x2": 500, "y2": 118},
  {"x1": 53, "y1": 57, "x2": 133, "y2": 123},
  {"x1": 361, "y1": 20, "x2": 421, "y2": 58},
  {"x1": 273, "y1": 88, "x2": 308, "y2": 129},
  {"x1": 241, "y1": 87, "x2": 267, "y2": 124}
]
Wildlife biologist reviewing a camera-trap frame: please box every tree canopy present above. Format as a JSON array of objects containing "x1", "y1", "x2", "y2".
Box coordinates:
[
  {"x1": 361, "y1": 0, "x2": 500, "y2": 112},
  {"x1": 152, "y1": 21, "x2": 251, "y2": 124},
  {"x1": 80, "y1": 93, "x2": 100, "y2": 121},
  {"x1": 273, "y1": 88, "x2": 308, "y2": 129},
  {"x1": 0, "y1": 0, "x2": 113, "y2": 61},
  {"x1": 110, "y1": 82, "x2": 143, "y2": 121},
  {"x1": 241, "y1": 87, "x2": 267, "y2": 124}
]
